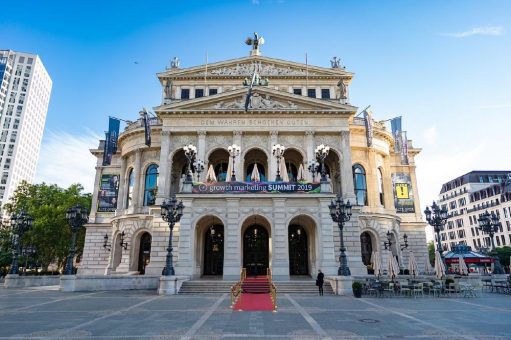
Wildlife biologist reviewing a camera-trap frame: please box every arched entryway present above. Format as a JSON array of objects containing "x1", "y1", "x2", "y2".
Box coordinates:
[
  {"x1": 244, "y1": 148, "x2": 268, "y2": 182},
  {"x1": 137, "y1": 232, "x2": 152, "y2": 274},
  {"x1": 203, "y1": 224, "x2": 224, "y2": 275},
  {"x1": 112, "y1": 233, "x2": 122, "y2": 271},
  {"x1": 243, "y1": 225, "x2": 269, "y2": 276},
  {"x1": 208, "y1": 148, "x2": 230, "y2": 182},
  {"x1": 288, "y1": 224, "x2": 308, "y2": 275},
  {"x1": 170, "y1": 149, "x2": 187, "y2": 193},
  {"x1": 360, "y1": 231, "x2": 377, "y2": 274},
  {"x1": 324, "y1": 149, "x2": 341, "y2": 193},
  {"x1": 283, "y1": 148, "x2": 304, "y2": 182}
]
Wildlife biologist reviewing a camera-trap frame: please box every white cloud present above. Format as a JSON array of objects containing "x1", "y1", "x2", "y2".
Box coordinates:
[
  {"x1": 34, "y1": 130, "x2": 100, "y2": 193},
  {"x1": 422, "y1": 126, "x2": 437, "y2": 145},
  {"x1": 443, "y1": 26, "x2": 504, "y2": 38},
  {"x1": 251, "y1": 0, "x2": 260, "y2": 4}
]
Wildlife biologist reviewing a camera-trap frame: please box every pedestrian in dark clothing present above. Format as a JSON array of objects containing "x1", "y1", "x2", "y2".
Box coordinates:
[{"x1": 316, "y1": 269, "x2": 324, "y2": 296}]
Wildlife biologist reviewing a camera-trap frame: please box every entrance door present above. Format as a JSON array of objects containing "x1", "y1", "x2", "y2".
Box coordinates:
[
  {"x1": 288, "y1": 225, "x2": 308, "y2": 275},
  {"x1": 137, "y1": 232, "x2": 151, "y2": 275},
  {"x1": 203, "y1": 224, "x2": 224, "y2": 275},
  {"x1": 243, "y1": 225, "x2": 269, "y2": 276}
]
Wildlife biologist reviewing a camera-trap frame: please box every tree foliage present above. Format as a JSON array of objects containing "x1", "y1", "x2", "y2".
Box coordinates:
[
  {"x1": 2, "y1": 181, "x2": 91, "y2": 272},
  {"x1": 494, "y1": 246, "x2": 511, "y2": 269},
  {"x1": 428, "y1": 241, "x2": 435, "y2": 266}
]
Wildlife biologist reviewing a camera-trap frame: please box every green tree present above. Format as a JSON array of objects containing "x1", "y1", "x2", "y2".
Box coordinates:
[
  {"x1": 428, "y1": 241, "x2": 435, "y2": 266},
  {"x1": 3, "y1": 181, "x2": 91, "y2": 273},
  {"x1": 0, "y1": 222, "x2": 13, "y2": 276},
  {"x1": 494, "y1": 246, "x2": 511, "y2": 272}
]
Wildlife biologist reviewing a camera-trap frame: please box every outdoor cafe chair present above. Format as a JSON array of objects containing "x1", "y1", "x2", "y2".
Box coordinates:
[
  {"x1": 431, "y1": 281, "x2": 442, "y2": 298},
  {"x1": 383, "y1": 282, "x2": 395, "y2": 297},
  {"x1": 413, "y1": 282, "x2": 424, "y2": 298},
  {"x1": 398, "y1": 280, "x2": 411, "y2": 297}
]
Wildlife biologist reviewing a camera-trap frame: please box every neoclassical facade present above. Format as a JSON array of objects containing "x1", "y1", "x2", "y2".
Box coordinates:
[{"x1": 80, "y1": 48, "x2": 427, "y2": 280}]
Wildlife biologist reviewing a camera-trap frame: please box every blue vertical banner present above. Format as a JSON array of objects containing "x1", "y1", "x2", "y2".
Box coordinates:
[
  {"x1": 390, "y1": 117, "x2": 402, "y2": 153},
  {"x1": 142, "y1": 109, "x2": 152, "y2": 147},
  {"x1": 102, "y1": 131, "x2": 112, "y2": 166},
  {"x1": 108, "y1": 117, "x2": 121, "y2": 154}
]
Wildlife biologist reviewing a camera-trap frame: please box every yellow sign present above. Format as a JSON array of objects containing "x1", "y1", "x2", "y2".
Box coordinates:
[{"x1": 395, "y1": 183, "x2": 409, "y2": 199}]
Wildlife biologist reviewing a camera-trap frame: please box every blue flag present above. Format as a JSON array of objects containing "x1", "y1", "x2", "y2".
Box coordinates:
[
  {"x1": 390, "y1": 117, "x2": 402, "y2": 153},
  {"x1": 108, "y1": 117, "x2": 121, "y2": 154}
]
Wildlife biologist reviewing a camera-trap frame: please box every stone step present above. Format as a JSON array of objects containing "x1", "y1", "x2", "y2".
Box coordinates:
[{"x1": 179, "y1": 280, "x2": 334, "y2": 295}]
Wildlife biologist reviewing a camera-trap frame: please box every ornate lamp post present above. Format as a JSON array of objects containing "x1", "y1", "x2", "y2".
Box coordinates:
[
  {"x1": 65, "y1": 205, "x2": 89, "y2": 275},
  {"x1": 477, "y1": 211, "x2": 505, "y2": 274},
  {"x1": 194, "y1": 159, "x2": 204, "y2": 181},
  {"x1": 183, "y1": 144, "x2": 197, "y2": 183},
  {"x1": 272, "y1": 144, "x2": 286, "y2": 182},
  {"x1": 9, "y1": 210, "x2": 33, "y2": 275},
  {"x1": 228, "y1": 144, "x2": 241, "y2": 182},
  {"x1": 329, "y1": 194, "x2": 352, "y2": 276},
  {"x1": 307, "y1": 159, "x2": 319, "y2": 182},
  {"x1": 383, "y1": 231, "x2": 408, "y2": 251},
  {"x1": 161, "y1": 195, "x2": 184, "y2": 276},
  {"x1": 424, "y1": 201, "x2": 448, "y2": 256},
  {"x1": 315, "y1": 144, "x2": 330, "y2": 182}
]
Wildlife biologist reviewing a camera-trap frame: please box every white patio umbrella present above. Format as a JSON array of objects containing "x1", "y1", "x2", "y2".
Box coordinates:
[
  {"x1": 250, "y1": 163, "x2": 261, "y2": 182},
  {"x1": 280, "y1": 156, "x2": 290, "y2": 182},
  {"x1": 205, "y1": 164, "x2": 217, "y2": 182},
  {"x1": 225, "y1": 156, "x2": 233, "y2": 182},
  {"x1": 434, "y1": 251, "x2": 446, "y2": 279},
  {"x1": 297, "y1": 163, "x2": 306, "y2": 181},
  {"x1": 424, "y1": 256, "x2": 432, "y2": 275},
  {"x1": 387, "y1": 254, "x2": 400, "y2": 279},
  {"x1": 407, "y1": 251, "x2": 419, "y2": 277},
  {"x1": 371, "y1": 250, "x2": 383, "y2": 278},
  {"x1": 458, "y1": 255, "x2": 469, "y2": 276}
]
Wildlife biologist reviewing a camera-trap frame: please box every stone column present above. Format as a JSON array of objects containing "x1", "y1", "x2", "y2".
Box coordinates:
[
  {"x1": 339, "y1": 130, "x2": 355, "y2": 202},
  {"x1": 272, "y1": 198, "x2": 290, "y2": 280},
  {"x1": 223, "y1": 198, "x2": 241, "y2": 280},
  {"x1": 367, "y1": 149, "x2": 379, "y2": 207},
  {"x1": 233, "y1": 131, "x2": 243, "y2": 181},
  {"x1": 269, "y1": 131, "x2": 278, "y2": 181},
  {"x1": 156, "y1": 130, "x2": 171, "y2": 205},
  {"x1": 88, "y1": 164, "x2": 103, "y2": 223},
  {"x1": 175, "y1": 197, "x2": 193, "y2": 276},
  {"x1": 116, "y1": 156, "x2": 127, "y2": 214},
  {"x1": 382, "y1": 156, "x2": 394, "y2": 210},
  {"x1": 318, "y1": 198, "x2": 338, "y2": 275},
  {"x1": 132, "y1": 150, "x2": 143, "y2": 211},
  {"x1": 197, "y1": 130, "x2": 206, "y2": 181},
  {"x1": 305, "y1": 130, "x2": 314, "y2": 181}
]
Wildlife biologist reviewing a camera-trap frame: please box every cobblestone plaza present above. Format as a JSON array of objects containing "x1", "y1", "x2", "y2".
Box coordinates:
[{"x1": 1, "y1": 287, "x2": 510, "y2": 339}]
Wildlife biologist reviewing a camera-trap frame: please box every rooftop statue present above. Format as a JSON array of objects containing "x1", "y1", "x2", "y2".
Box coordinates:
[{"x1": 245, "y1": 32, "x2": 265, "y2": 56}]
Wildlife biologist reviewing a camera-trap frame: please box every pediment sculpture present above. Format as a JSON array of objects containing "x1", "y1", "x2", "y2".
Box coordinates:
[
  {"x1": 194, "y1": 61, "x2": 318, "y2": 77},
  {"x1": 213, "y1": 94, "x2": 298, "y2": 110}
]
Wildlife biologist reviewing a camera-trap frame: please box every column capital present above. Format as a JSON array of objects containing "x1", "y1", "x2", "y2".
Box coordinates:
[
  {"x1": 305, "y1": 130, "x2": 315, "y2": 136},
  {"x1": 197, "y1": 130, "x2": 207, "y2": 137},
  {"x1": 233, "y1": 130, "x2": 243, "y2": 136},
  {"x1": 162, "y1": 130, "x2": 172, "y2": 137},
  {"x1": 269, "y1": 130, "x2": 279, "y2": 137}
]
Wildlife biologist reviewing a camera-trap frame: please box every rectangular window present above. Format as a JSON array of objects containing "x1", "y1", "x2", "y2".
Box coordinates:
[
  {"x1": 27, "y1": 57, "x2": 33, "y2": 65},
  {"x1": 181, "y1": 89, "x2": 190, "y2": 99},
  {"x1": 209, "y1": 88, "x2": 218, "y2": 95},
  {"x1": 18, "y1": 56, "x2": 25, "y2": 63},
  {"x1": 502, "y1": 235, "x2": 506, "y2": 245},
  {"x1": 321, "y1": 89, "x2": 330, "y2": 99},
  {"x1": 506, "y1": 221, "x2": 510, "y2": 231},
  {"x1": 307, "y1": 89, "x2": 316, "y2": 98},
  {"x1": 293, "y1": 88, "x2": 302, "y2": 95},
  {"x1": 195, "y1": 89, "x2": 204, "y2": 98}
]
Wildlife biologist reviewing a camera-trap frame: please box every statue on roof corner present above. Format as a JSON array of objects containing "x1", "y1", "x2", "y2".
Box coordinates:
[
  {"x1": 170, "y1": 57, "x2": 180, "y2": 69},
  {"x1": 330, "y1": 56, "x2": 343, "y2": 69},
  {"x1": 245, "y1": 32, "x2": 265, "y2": 56}
]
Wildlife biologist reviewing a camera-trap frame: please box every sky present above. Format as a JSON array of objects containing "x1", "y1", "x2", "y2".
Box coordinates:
[{"x1": 1, "y1": 1, "x2": 510, "y2": 239}]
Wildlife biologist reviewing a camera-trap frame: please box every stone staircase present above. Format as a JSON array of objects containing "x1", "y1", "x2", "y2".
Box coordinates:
[
  {"x1": 242, "y1": 277, "x2": 270, "y2": 294},
  {"x1": 178, "y1": 279, "x2": 334, "y2": 295}
]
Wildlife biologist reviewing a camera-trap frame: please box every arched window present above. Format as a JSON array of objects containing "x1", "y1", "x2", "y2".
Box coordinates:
[
  {"x1": 143, "y1": 164, "x2": 158, "y2": 206},
  {"x1": 353, "y1": 164, "x2": 368, "y2": 206},
  {"x1": 246, "y1": 163, "x2": 266, "y2": 182},
  {"x1": 126, "y1": 168, "x2": 134, "y2": 208},
  {"x1": 377, "y1": 167, "x2": 384, "y2": 206},
  {"x1": 214, "y1": 162, "x2": 228, "y2": 182}
]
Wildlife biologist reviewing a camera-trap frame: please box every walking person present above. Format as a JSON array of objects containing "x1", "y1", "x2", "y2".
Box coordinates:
[{"x1": 316, "y1": 269, "x2": 324, "y2": 296}]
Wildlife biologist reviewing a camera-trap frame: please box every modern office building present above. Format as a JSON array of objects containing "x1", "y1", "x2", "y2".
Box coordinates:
[
  {"x1": 80, "y1": 38, "x2": 428, "y2": 282},
  {"x1": 0, "y1": 50, "x2": 52, "y2": 206},
  {"x1": 437, "y1": 171, "x2": 511, "y2": 252}
]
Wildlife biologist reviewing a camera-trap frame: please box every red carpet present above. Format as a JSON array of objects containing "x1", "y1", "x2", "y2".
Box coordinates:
[{"x1": 232, "y1": 293, "x2": 274, "y2": 311}]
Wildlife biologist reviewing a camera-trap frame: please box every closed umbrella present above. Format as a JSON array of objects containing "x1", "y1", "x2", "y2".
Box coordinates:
[
  {"x1": 434, "y1": 251, "x2": 446, "y2": 279},
  {"x1": 458, "y1": 255, "x2": 469, "y2": 276},
  {"x1": 424, "y1": 256, "x2": 432, "y2": 275},
  {"x1": 225, "y1": 156, "x2": 233, "y2": 182},
  {"x1": 205, "y1": 164, "x2": 217, "y2": 182},
  {"x1": 387, "y1": 254, "x2": 400, "y2": 279},
  {"x1": 408, "y1": 251, "x2": 419, "y2": 277},
  {"x1": 297, "y1": 163, "x2": 306, "y2": 181},
  {"x1": 371, "y1": 250, "x2": 383, "y2": 278},
  {"x1": 280, "y1": 156, "x2": 289, "y2": 182},
  {"x1": 250, "y1": 163, "x2": 261, "y2": 182}
]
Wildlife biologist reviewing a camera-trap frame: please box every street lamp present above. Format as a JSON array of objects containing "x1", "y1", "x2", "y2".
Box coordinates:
[
  {"x1": 272, "y1": 144, "x2": 286, "y2": 182},
  {"x1": 424, "y1": 201, "x2": 448, "y2": 256},
  {"x1": 183, "y1": 144, "x2": 197, "y2": 183},
  {"x1": 161, "y1": 195, "x2": 184, "y2": 276},
  {"x1": 329, "y1": 194, "x2": 352, "y2": 276},
  {"x1": 315, "y1": 144, "x2": 330, "y2": 182},
  {"x1": 65, "y1": 204, "x2": 89, "y2": 275},
  {"x1": 307, "y1": 159, "x2": 319, "y2": 182},
  {"x1": 9, "y1": 210, "x2": 33, "y2": 275},
  {"x1": 194, "y1": 159, "x2": 204, "y2": 182},
  {"x1": 478, "y1": 211, "x2": 505, "y2": 274},
  {"x1": 228, "y1": 144, "x2": 241, "y2": 182}
]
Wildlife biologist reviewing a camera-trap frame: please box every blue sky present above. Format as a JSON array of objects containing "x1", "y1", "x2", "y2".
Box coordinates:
[{"x1": 1, "y1": 0, "x2": 510, "y2": 228}]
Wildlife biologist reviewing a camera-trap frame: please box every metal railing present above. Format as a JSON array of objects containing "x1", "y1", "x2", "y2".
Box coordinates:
[
  {"x1": 267, "y1": 267, "x2": 277, "y2": 311},
  {"x1": 230, "y1": 267, "x2": 247, "y2": 308}
]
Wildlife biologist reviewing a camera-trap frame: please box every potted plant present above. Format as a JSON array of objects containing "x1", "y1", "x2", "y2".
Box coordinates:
[{"x1": 352, "y1": 281, "x2": 363, "y2": 298}]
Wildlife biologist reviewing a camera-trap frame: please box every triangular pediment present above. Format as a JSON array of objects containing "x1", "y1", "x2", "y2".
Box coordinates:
[
  {"x1": 154, "y1": 87, "x2": 357, "y2": 113},
  {"x1": 157, "y1": 55, "x2": 353, "y2": 80}
]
